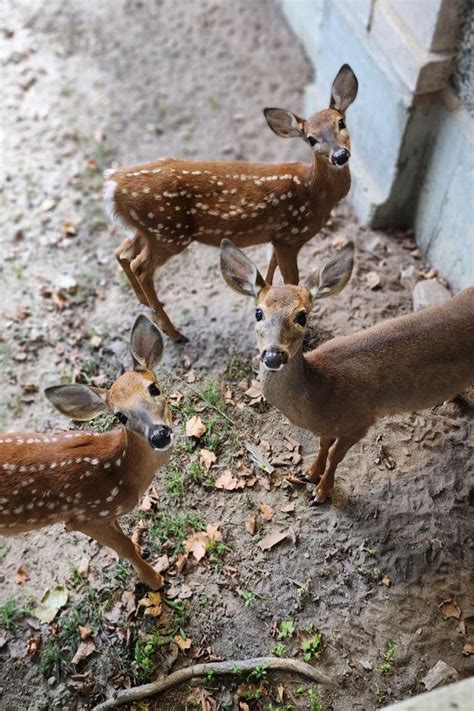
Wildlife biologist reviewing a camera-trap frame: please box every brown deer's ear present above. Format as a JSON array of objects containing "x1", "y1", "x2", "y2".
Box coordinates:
[
  {"x1": 220, "y1": 239, "x2": 265, "y2": 298},
  {"x1": 45, "y1": 384, "x2": 108, "y2": 421},
  {"x1": 130, "y1": 315, "x2": 164, "y2": 371},
  {"x1": 330, "y1": 64, "x2": 358, "y2": 113},
  {"x1": 309, "y1": 242, "x2": 355, "y2": 300},
  {"x1": 263, "y1": 108, "x2": 305, "y2": 138}
]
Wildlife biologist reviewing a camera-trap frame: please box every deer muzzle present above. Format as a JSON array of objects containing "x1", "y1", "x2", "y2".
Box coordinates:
[
  {"x1": 261, "y1": 349, "x2": 289, "y2": 371},
  {"x1": 148, "y1": 425, "x2": 173, "y2": 451},
  {"x1": 331, "y1": 147, "x2": 350, "y2": 166}
]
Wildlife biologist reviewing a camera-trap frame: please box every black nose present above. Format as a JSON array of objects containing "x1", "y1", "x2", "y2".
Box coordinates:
[
  {"x1": 331, "y1": 148, "x2": 349, "y2": 166},
  {"x1": 149, "y1": 425, "x2": 172, "y2": 450},
  {"x1": 262, "y1": 349, "x2": 288, "y2": 370}
]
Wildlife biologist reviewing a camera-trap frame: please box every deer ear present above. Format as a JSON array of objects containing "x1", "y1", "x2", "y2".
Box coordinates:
[
  {"x1": 308, "y1": 242, "x2": 355, "y2": 300},
  {"x1": 220, "y1": 239, "x2": 265, "y2": 298},
  {"x1": 45, "y1": 384, "x2": 108, "y2": 421},
  {"x1": 130, "y1": 315, "x2": 164, "y2": 371},
  {"x1": 263, "y1": 108, "x2": 304, "y2": 138},
  {"x1": 330, "y1": 64, "x2": 358, "y2": 113}
]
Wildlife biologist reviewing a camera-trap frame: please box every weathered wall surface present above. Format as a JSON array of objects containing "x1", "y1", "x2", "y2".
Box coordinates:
[{"x1": 280, "y1": 0, "x2": 474, "y2": 291}]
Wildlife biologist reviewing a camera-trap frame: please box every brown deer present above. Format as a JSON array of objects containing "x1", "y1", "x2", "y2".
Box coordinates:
[
  {"x1": 104, "y1": 64, "x2": 358, "y2": 342},
  {"x1": 220, "y1": 239, "x2": 474, "y2": 504},
  {"x1": 0, "y1": 315, "x2": 173, "y2": 589}
]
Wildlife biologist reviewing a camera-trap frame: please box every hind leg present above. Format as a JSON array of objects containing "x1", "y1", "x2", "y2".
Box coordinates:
[
  {"x1": 115, "y1": 233, "x2": 149, "y2": 307},
  {"x1": 130, "y1": 242, "x2": 188, "y2": 343}
]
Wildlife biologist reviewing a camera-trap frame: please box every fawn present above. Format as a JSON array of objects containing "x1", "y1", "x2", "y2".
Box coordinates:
[
  {"x1": 0, "y1": 315, "x2": 173, "y2": 589},
  {"x1": 104, "y1": 64, "x2": 358, "y2": 342},
  {"x1": 220, "y1": 239, "x2": 474, "y2": 504}
]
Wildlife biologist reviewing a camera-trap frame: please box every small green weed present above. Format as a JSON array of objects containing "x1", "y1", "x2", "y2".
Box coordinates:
[
  {"x1": 150, "y1": 512, "x2": 205, "y2": 554},
  {"x1": 273, "y1": 642, "x2": 286, "y2": 657},
  {"x1": 277, "y1": 619, "x2": 294, "y2": 640},
  {"x1": 237, "y1": 589, "x2": 255, "y2": 607},
  {"x1": 378, "y1": 641, "x2": 396, "y2": 673},
  {"x1": 0, "y1": 599, "x2": 33, "y2": 630},
  {"x1": 300, "y1": 632, "x2": 323, "y2": 662}
]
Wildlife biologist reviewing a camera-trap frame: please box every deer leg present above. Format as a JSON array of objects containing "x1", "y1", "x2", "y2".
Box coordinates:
[
  {"x1": 311, "y1": 434, "x2": 363, "y2": 505},
  {"x1": 300, "y1": 437, "x2": 335, "y2": 483},
  {"x1": 74, "y1": 519, "x2": 164, "y2": 589},
  {"x1": 115, "y1": 234, "x2": 148, "y2": 307},
  {"x1": 274, "y1": 243, "x2": 300, "y2": 285},
  {"x1": 130, "y1": 244, "x2": 187, "y2": 344},
  {"x1": 265, "y1": 246, "x2": 278, "y2": 285}
]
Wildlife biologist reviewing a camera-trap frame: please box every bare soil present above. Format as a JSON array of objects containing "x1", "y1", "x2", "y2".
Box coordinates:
[{"x1": 1, "y1": 2, "x2": 473, "y2": 710}]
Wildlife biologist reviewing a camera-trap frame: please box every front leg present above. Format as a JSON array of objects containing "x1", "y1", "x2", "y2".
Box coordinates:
[
  {"x1": 74, "y1": 519, "x2": 164, "y2": 589},
  {"x1": 311, "y1": 434, "x2": 362, "y2": 505},
  {"x1": 303, "y1": 437, "x2": 335, "y2": 483}
]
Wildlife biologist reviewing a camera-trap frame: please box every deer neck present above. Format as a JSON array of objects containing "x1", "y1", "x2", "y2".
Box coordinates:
[
  {"x1": 122, "y1": 428, "x2": 171, "y2": 496},
  {"x1": 260, "y1": 346, "x2": 325, "y2": 430},
  {"x1": 308, "y1": 156, "x2": 351, "y2": 205}
]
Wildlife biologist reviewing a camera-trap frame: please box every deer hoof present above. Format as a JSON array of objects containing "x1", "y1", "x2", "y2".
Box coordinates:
[{"x1": 174, "y1": 333, "x2": 189, "y2": 344}]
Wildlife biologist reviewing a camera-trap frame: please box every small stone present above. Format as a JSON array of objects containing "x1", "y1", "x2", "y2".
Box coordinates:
[
  {"x1": 413, "y1": 279, "x2": 451, "y2": 311},
  {"x1": 422, "y1": 660, "x2": 458, "y2": 691},
  {"x1": 48, "y1": 676, "x2": 56, "y2": 687}
]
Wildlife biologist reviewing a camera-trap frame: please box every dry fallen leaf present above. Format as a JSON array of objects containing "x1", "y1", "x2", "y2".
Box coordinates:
[
  {"x1": 26, "y1": 635, "x2": 41, "y2": 657},
  {"x1": 380, "y1": 575, "x2": 391, "y2": 587},
  {"x1": 366, "y1": 271, "x2": 381, "y2": 290},
  {"x1": 259, "y1": 502, "x2": 275, "y2": 521},
  {"x1": 154, "y1": 554, "x2": 170, "y2": 573},
  {"x1": 15, "y1": 566, "x2": 29, "y2": 585},
  {"x1": 78, "y1": 556, "x2": 90, "y2": 579},
  {"x1": 174, "y1": 634, "x2": 192, "y2": 652},
  {"x1": 200, "y1": 449, "x2": 217, "y2": 471},
  {"x1": 71, "y1": 639, "x2": 96, "y2": 665},
  {"x1": 462, "y1": 643, "x2": 474, "y2": 656},
  {"x1": 186, "y1": 415, "x2": 207, "y2": 438},
  {"x1": 439, "y1": 598, "x2": 461, "y2": 620},
  {"x1": 33, "y1": 585, "x2": 68, "y2": 624},
  {"x1": 214, "y1": 469, "x2": 243, "y2": 490},
  {"x1": 79, "y1": 626, "x2": 92, "y2": 641},
  {"x1": 257, "y1": 530, "x2": 289, "y2": 551},
  {"x1": 139, "y1": 592, "x2": 162, "y2": 617},
  {"x1": 184, "y1": 523, "x2": 223, "y2": 562},
  {"x1": 245, "y1": 515, "x2": 258, "y2": 536}
]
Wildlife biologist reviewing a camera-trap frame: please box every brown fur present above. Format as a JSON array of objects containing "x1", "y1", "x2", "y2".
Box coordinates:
[
  {"x1": 104, "y1": 66, "x2": 358, "y2": 341},
  {"x1": 0, "y1": 316, "x2": 173, "y2": 588},
  {"x1": 220, "y1": 240, "x2": 474, "y2": 505}
]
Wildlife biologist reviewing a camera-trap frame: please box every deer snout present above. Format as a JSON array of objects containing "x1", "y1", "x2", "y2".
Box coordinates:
[
  {"x1": 261, "y1": 349, "x2": 289, "y2": 371},
  {"x1": 148, "y1": 425, "x2": 173, "y2": 451},
  {"x1": 331, "y1": 147, "x2": 350, "y2": 166}
]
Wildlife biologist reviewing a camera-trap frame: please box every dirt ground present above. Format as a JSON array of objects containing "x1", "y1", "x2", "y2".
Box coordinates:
[{"x1": 0, "y1": 1, "x2": 473, "y2": 710}]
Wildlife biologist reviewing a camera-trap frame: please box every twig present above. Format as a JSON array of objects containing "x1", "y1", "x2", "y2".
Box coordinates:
[
  {"x1": 92, "y1": 656, "x2": 338, "y2": 710},
  {"x1": 175, "y1": 374, "x2": 235, "y2": 425}
]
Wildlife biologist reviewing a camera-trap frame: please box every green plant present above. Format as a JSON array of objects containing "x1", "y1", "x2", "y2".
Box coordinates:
[
  {"x1": 300, "y1": 633, "x2": 323, "y2": 662},
  {"x1": 150, "y1": 512, "x2": 205, "y2": 554},
  {"x1": 205, "y1": 669, "x2": 215, "y2": 682},
  {"x1": 277, "y1": 619, "x2": 294, "y2": 640},
  {"x1": 248, "y1": 665, "x2": 267, "y2": 681},
  {"x1": 307, "y1": 688, "x2": 323, "y2": 711},
  {"x1": 273, "y1": 642, "x2": 286, "y2": 657},
  {"x1": 237, "y1": 589, "x2": 255, "y2": 607},
  {"x1": 133, "y1": 633, "x2": 166, "y2": 683},
  {"x1": 163, "y1": 465, "x2": 185, "y2": 502},
  {"x1": 378, "y1": 641, "x2": 396, "y2": 673},
  {"x1": 0, "y1": 599, "x2": 32, "y2": 630}
]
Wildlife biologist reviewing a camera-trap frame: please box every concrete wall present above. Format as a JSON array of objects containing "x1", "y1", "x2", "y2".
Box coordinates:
[{"x1": 279, "y1": 0, "x2": 474, "y2": 291}]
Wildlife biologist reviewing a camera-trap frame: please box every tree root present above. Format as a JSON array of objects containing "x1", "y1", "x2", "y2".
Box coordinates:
[{"x1": 92, "y1": 656, "x2": 338, "y2": 710}]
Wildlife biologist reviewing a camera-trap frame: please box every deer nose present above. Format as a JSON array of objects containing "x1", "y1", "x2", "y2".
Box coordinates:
[
  {"x1": 262, "y1": 349, "x2": 288, "y2": 371},
  {"x1": 331, "y1": 148, "x2": 350, "y2": 166},
  {"x1": 149, "y1": 425, "x2": 172, "y2": 450}
]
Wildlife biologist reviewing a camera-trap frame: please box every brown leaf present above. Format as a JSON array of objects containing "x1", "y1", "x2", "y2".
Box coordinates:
[
  {"x1": 439, "y1": 598, "x2": 461, "y2": 620},
  {"x1": 380, "y1": 575, "x2": 391, "y2": 587},
  {"x1": 79, "y1": 626, "x2": 92, "y2": 641},
  {"x1": 259, "y1": 502, "x2": 274, "y2": 521},
  {"x1": 186, "y1": 415, "x2": 207, "y2": 438},
  {"x1": 71, "y1": 639, "x2": 96, "y2": 665},
  {"x1": 462, "y1": 643, "x2": 474, "y2": 656},
  {"x1": 4, "y1": 306, "x2": 31, "y2": 322},
  {"x1": 174, "y1": 634, "x2": 192, "y2": 652},
  {"x1": 200, "y1": 449, "x2": 217, "y2": 471},
  {"x1": 139, "y1": 592, "x2": 162, "y2": 617},
  {"x1": 245, "y1": 515, "x2": 258, "y2": 535},
  {"x1": 15, "y1": 566, "x2": 29, "y2": 585},
  {"x1": 281, "y1": 502, "x2": 296, "y2": 513},
  {"x1": 78, "y1": 556, "x2": 90, "y2": 579},
  {"x1": 176, "y1": 554, "x2": 187, "y2": 573},
  {"x1": 257, "y1": 530, "x2": 289, "y2": 551},
  {"x1": 26, "y1": 635, "x2": 41, "y2": 657},
  {"x1": 154, "y1": 554, "x2": 170, "y2": 573},
  {"x1": 184, "y1": 536, "x2": 207, "y2": 562},
  {"x1": 215, "y1": 470, "x2": 241, "y2": 490}
]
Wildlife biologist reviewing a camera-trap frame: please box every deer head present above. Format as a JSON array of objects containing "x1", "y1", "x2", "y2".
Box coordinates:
[{"x1": 264, "y1": 64, "x2": 358, "y2": 168}]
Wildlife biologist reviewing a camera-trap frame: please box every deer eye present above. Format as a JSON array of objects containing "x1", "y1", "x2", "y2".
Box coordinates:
[
  {"x1": 116, "y1": 412, "x2": 128, "y2": 425},
  {"x1": 255, "y1": 308, "x2": 264, "y2": 322},
  {"x1": 338, "y1": 118, "x2": 346, "y2": 130},
  {"x1": 307, "y1": 136, "x2": 318, "y2": 147},
  {"x1": 296, "y1": 311, "x2": 307, "y2": 327},
  {"x1": 148, "y1": 382, "x2": 161, "y2": 397}
]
